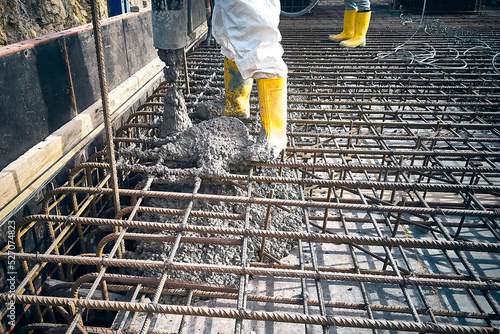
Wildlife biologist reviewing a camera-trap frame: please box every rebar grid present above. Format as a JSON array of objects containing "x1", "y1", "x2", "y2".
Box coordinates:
[{"x1": 1, "y1": 4, "x2": 500, "y2": 334}]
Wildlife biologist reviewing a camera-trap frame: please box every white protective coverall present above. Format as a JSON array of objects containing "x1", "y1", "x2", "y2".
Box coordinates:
[{"x1": 211, "y1": 0, "x2": 288, "y2": 80}]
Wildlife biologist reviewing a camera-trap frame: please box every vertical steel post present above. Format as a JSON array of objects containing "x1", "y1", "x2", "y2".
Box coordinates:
[{"x1": 90, "y1": 0, "x2": 121, "y2": 215}]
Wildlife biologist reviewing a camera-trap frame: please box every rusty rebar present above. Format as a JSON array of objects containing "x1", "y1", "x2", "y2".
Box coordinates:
[
  {"x1": 1, "y1": 294, "x2": 496, "y2": 334},
  {"x1": 46, "y1": 282, "x2": 500, "y2": 320},
  {"x1": 89, "y1": 0, "x2": 120, "y2": 216},
  {"x1": 42, "y1": 187, "x2": 500, "y2": 218},
  {"x1": 2, "y1": 252, "x2": 498, "y2": 291},
  {"x1": 15, "y1": 214, "x2": 500, "y2": 252}
]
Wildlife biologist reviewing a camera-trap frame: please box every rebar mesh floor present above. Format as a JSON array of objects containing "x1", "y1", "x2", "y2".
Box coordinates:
[{"x1": 2, "y1": 4, "x2": 500, "y2": 334}]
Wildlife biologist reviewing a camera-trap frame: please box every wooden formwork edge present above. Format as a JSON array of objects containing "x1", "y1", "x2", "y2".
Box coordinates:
[{"x1": 0, "y1": 57, "x2": 165, "y2": 225}]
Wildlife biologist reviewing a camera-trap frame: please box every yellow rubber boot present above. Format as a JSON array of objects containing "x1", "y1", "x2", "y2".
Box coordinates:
[
  {"x1": 340, "y1": 11, "x2": 371, "y2": 48},
  {"x1": 329, "y1": 10, "x2": 357, "y2": 42},
  {"x1": 255, "y1": 77, "x2": 287, "y2": 159},
  {"x1": 223, "y1": 58, "x2": 254, "y2": 118}
]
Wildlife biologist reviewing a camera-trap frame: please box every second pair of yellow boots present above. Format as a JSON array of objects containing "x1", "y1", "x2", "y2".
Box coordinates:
[{"x1": 329, "y1": 10, "x2": 371, "y2": 48}]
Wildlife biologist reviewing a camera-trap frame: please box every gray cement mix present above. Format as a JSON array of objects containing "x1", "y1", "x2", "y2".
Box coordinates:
[
  {"x1": 194, "y1": 98, "x2": 224, "y2": 120},
  {"x1": 122, "y1": 83, "x2": 301, "y2": 289},
  {"x1": 157, "y1": 49, "x2": 184, "y2": 82},
  {"x1": 160, "y1": 87, "x2": 192, "y2": 137},
  {"x1": 126, "y1": 170, "x2": 301, "y2": 287},
  {"x1": 158, "y1": 49, "x2": 193, "y2": 137},
  {"x1": 119, "y1": 116, "x2": 255, "y2": 177}
]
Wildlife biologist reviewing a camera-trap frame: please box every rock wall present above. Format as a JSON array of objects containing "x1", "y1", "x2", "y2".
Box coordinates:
[{"x1": 0, "y1": 0, "x2": 108, "y2": 46}]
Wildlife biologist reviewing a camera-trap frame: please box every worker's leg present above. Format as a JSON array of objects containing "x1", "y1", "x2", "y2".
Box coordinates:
[
  {"x1": 212, "y1": 0, "x2": 288, "y2": 160},
  {"x1": 223, "y1": 58, "x2": 253, "y2": 118},
  {"x1": 211, "y1": 0, "x2": 287, "y2": 80},
  {"x1": 340, "y1": 10, "x2": 371, "y2": 47},
  {"x1": 252, "y1": 77, "x2": 287, "y2": 160},
  {"x1": 329, "y1": 9, "x2": 357, "y2": 42},
  {"x1": 354, "y1": 0, "x2": 370, "y2": 12}
]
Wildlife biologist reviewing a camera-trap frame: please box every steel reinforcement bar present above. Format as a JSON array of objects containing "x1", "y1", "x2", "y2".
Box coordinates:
[{"x1": 1, "y1": 294, "x2": 496, "y2": 334}]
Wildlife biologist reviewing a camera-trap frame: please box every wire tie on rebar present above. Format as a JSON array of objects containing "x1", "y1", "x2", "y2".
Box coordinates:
[
  {"x1": 147, "y1": 301, "x2": 159, "y2": 312},
  {"x1": 405, "y1": 274, "x2": 417, "y2": 287},
  {"x1": 65, "y1": 215, "x2": 76, "y2": 227},
  {"x1": 238, "y1": 307, "x2": 252, "y2": 320},
  {"x1": 326, "y1": 315, "x2": 336, "y2": 326},
  {"x1": 36, "y1": 251, "x2": 40, "y2": 262},
  {"x1": 163, "y1": 259, "x2": 172, "y2": 272},
  {"x1": 401, "y1": 274, "x2": 410, "y2": 286},
  {"x1": 436, "y1": 207, "x2": 446, "y2": 218},
  {"x1": 242, "y1": 265, "x2": 250, "y2": 277},
  {"x1": 178, "y1": 224, "x2": 187, "y2": 234},
  {"x1": 101, "y1": 254, "x2": 108, "y2": 267},
  {"x1": 315, "y1": 268, "x2": 322, "y2": 280},
  {"x1": 486, "y1": 279, "x2": 498, "y2": 291}
]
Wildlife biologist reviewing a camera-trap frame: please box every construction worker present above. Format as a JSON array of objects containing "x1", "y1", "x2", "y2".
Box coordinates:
[
  {"x1": 211, "y1": 0, "x2": 288, "y2": 161},
  {"x1": 329, "y1": 0, "x2": 371, "y2": 48}
]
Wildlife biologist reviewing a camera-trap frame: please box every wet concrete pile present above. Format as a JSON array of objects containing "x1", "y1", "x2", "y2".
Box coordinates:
[
  {"x1": 120, "y1": 116, "x2": 254, "y2": 178},
  {"x1": 119, "y1": 81, "x2": 301, "y2": 287}
]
